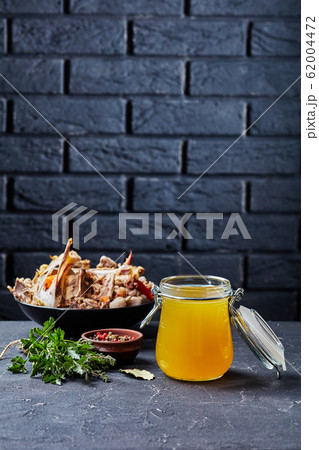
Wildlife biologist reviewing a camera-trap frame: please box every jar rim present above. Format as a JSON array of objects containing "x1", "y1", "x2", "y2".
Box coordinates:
[{"x1": 159, "y1": 275, "x2": 232, "y2": 300}]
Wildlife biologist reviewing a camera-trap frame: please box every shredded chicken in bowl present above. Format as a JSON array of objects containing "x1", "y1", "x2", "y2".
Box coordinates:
[{"x1": 8, "y1": 239, "x2": 154, "y2": 309}]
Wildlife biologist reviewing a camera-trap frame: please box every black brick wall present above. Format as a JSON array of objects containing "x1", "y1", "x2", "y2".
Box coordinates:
[{"x1": 0, "y1": 0, "x2": 300, "y2": 321}]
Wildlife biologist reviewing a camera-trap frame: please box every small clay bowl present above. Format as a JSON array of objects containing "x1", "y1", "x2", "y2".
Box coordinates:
[{"x1": 81, "y1": 328, "x2": 143, "y2": 363}]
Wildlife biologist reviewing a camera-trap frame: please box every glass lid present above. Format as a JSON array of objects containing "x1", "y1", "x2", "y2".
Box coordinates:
[{"x1": 229, "y1": 289, "x2": 287, "y2": 379}]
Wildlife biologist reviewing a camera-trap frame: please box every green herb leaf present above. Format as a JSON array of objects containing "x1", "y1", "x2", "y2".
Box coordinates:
[
  {"x1": 7, "y1": 317, "x2": 116, "y2": 385},
  {"x1": 7, "y1": 355, "x2": 27, "y2": 374},
  {"x1": 67, "y1": 348, "x2": 80, "y2": 360}
]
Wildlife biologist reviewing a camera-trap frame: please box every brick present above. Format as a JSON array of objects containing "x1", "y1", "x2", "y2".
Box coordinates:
[
  {"x1": 12, "y1": 18, "x2": 125, "y2": 55},
  {"x1": 70, "y1": 58, "x2": 183, "y2": 95},
  {"x1": 0, "y1": 1, "x2": 62, "y2": 13},
  {"x1": 131, "y1": 253, "x2": 179, "y2": 285},
  {"x1": 186, "y1": 214, "x2": 298, "y2": 251},
  {"x1": 0, "y1": 177, "x2": 6, "y2": 210},
  {"x1": 248, "y1": 254, "x2": 300, "y2": 289},
  {"x1": 1, "y1": 213, "x2": 181, "y2": 252},
  {"x1": 249, "y1": 99, "x2": 301, "y2": 136},
  {"x1": 0, "y1": 289, "x2": 27, "y2": 320},
  {"x1": 132, "y1": 98, "x2": 244, "y2": 135},
  {"x1": 0, "y1": 254, "x2": 5, "y2": 287},
  {"x1": 14, "y1": 97, "x2": 125, "y2": 134},
  {"x1": 0, "y1": 137, "x2": 63, "y2": 173},
  {"x1": 251, "y1": 21, "x2": 301, "y2": 56},
  {"x1": 176, "y1": 253, "x2": 242, "y2": 287},
  {"x1": 0, "y1": 59, "x2": 63, "y2": 94},
  {"x1": 191, "y1": 60, "x2": 300, "y2": 96},
  {"x1": 190, "y1": 0, "x2": 301, "y2": 16},
  {"x1": 131, "y1": 252, "x2": 242, "y2": 286},
  {"x1": 243, "y1": 291, "x2": 298, "y2": 321},
  {"x1": 78, "y1": 214, "x2": 180, "y2": 251},
  {"x1": 0, "y1": 19, "x2": 5, "y2": 54},
  {"x1": 68, "y1": 137, "x2": 180, "y2": 174},
  {"x1": 133, "y1": 177, "x2": 244, "y2": 212},
  {"x1": 0, "y1": 215, "x2": 144, "y2": 253},
  {"x1": 188, "y1": 138, "x2": 300, "y2": 175},
  {"x1": 251, "y1": 179, "x2": 300, "y2": 212},
  {"x1": 133, "y1": 19, "x2": 245, "y2": 55},
  {"x1": 0, "y1": 99, "x2": 5, "y2": 131},
  {"x1": 13, "y1": 176, "x2": 125, "y2": 212},
  {"x1": 0, "y1": 214, "x2": 62, "y2": 250},
  {"x1": 70, "y1": 0, "x2": 183, "y2": 15}
]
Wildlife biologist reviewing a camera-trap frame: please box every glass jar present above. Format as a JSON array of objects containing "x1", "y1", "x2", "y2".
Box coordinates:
[
  {"x1": 156, "y1": 275, "x2": 233, "y2": 381},
  {"x1": 141, "y1": 275, "x2": 287, "y2": 381}
]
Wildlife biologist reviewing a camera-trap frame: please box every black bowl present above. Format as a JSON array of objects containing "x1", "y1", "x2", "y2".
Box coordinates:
[{"x1": 15, "y1": 299, "x2": 153, "y2": 338}]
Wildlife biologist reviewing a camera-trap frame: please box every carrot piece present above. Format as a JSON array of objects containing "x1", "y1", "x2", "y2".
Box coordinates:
[{"x1": 44, "y1": 275, "x2": 56, "y2": 290}]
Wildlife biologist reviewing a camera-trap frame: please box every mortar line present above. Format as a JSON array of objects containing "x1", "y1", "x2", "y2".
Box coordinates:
[
  {"x1": 0, "y1": 73, "x2": 125, "y2": 200},
  {"x1": 178, "y1": 75, "x2": 301, "y2": 199}
]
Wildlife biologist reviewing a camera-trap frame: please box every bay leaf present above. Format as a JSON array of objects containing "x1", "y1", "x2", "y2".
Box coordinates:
[{"x1": 119, "y1": 369, "x2": 155, "y2": 380}]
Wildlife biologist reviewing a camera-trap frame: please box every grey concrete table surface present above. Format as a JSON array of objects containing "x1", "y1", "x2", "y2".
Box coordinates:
[{"x1": 0, "y1": 321, "x2": 300, "y2": 450}]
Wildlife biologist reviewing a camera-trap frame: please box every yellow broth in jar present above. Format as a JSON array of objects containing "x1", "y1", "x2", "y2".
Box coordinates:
[{"x1": 156, "y1": 284, "x2": 233, "y2": 381}]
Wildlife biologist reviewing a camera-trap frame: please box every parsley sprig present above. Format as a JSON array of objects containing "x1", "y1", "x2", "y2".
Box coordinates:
[{"x1": 7, "y1": 317, "x2": 116, "y2": 385}]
